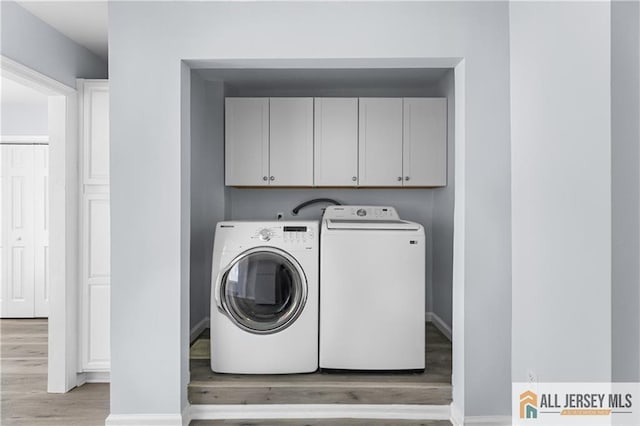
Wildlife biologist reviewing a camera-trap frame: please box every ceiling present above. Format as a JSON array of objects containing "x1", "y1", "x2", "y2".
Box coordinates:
[
  {"x1": 17, "y1": 1, "x2": 108, "y2": 62},
  {"x1": 1, "y1": 77, "x2": 49, "y2": 105}
]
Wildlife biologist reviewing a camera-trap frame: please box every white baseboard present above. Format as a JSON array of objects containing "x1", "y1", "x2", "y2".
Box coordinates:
[
  {"x1": 105, "y1": 414, "x2": 184, "y2": 426},
  {"x1": 190, "y1": 316, "x2": 210, "y2": 343},
  {"x1": 450, "y1": 402, "x2": 464, "y2": 425},
  {"x1": 426, "y1": 311, "x2": 452, "y2": 341},
  {"x1": 76, "y1": 371, "x2": 110, "y2": 385},
  {"x1": 189, "y1": 404, "x2": 450, "y2": 421},
  {"x1": 450, "y1": 403, "x2": 511, "y2": 426},
  {"x1": 1, "y1": 135, "x2": 49, "y2": 144}
]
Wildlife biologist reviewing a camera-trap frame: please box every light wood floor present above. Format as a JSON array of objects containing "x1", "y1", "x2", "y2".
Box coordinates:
[
  {"x1": 2, "y1": 319, "x2": 451, "y2": 425},
  {"x1": 189, "y1": 323, "x2": 452, "y2": 405},
  {"x1": 1, "y1": 318, "x2": 109, "y2": 425}
]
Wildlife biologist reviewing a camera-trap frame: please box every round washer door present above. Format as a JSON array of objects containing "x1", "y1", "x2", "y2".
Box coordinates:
[{"x1": 219, "y1": 247, "x2": 308, "y2": 334}]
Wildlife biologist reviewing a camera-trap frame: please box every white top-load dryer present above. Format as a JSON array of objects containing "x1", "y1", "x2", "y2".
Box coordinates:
[
  {"x1": 320, "y1": 206, "x2": 425, "y2": 371},
  {"x1": 210, "y1": 221, "x2": 318, "y2": 374}
]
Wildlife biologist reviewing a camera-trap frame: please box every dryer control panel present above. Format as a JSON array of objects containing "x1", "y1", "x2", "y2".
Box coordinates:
[
  {"x1": 252, "y1": 224, "x2": 315, "y2": 245},
  {"x1": 322, "y1": 206, "x2": 400, "y2": 221}
]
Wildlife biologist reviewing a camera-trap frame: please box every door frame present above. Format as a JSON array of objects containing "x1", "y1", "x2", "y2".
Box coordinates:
[{"x1": 1, "y1": 55, "x2": 80, "y2": 393}]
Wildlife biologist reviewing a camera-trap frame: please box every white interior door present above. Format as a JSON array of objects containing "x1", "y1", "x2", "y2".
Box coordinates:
[
  {"x1": 1, "y1": 146, "x2": 5, "y2": 315},
  {"x1": 2, "y1": 144, "x2": 35, "y2": 317}
]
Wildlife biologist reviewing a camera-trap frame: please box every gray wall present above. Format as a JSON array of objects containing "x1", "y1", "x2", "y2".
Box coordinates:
[
  {"x1": 108, "y1": 1, "x2": 511, "y2": 418},
  {"x1": 612, "y1": 0, "x2": 640, "y2": 382},
  {"x1": 0, "y1": 1, "x2": 106, "y2": 88},
  {"x1": 1, "y1": 102, "x2": 48, "y2": 135},
  {"x1": 189, "y1": 75, "x2": 226, "y2": 335},
  {"x1": 511, "y1": 2, "x2": 612, "y2": 383},
  {"x1": 429, "y1": 70, "x2": 455, "y2": 329}
]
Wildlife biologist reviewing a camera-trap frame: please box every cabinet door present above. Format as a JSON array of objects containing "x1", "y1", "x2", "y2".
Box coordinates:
[
  {"x1": 81, "y1": 193, "x2": 111, "y2": 370},
  {"x1": 314, "y1": 98, "x2": 358, "y2": 186},
  {"x1": 225, "y1": 98, "x2": 269, "y2": 186},
  {"x1": 83, "y1": 85, "x2": 109, "y2": 185},
  {"x1": 358, "y1": 98, "x2": 403, "y2": 186},
  {"x1": 269, "y1": 98, "x2": 313, "y2": 186},
  {"x1": 403, "y1": 98, "x2": 447, "y2": 187},
  {"x1": 78, "y1": 80, "x2": 111, "y2": 372}
]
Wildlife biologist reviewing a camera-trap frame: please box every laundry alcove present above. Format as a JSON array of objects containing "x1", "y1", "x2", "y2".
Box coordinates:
[{"x1": 186, "y1": 63, "x2": 456, "y2": 407}]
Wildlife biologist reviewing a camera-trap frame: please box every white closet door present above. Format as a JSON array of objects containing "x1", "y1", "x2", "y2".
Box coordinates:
[
  {"x1": 3, "y1": 145, "x2": 35, "y2": 317},
  {"x1": 33, "y1": 145, "x2": 50, "y2": 317},
  {"x1": 0, "y1": 146, "x2": 5, "y2": 316}
]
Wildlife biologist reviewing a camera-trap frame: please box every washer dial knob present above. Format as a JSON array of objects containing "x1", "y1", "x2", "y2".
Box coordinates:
[
  {"x1": 356, "y1": 208, "x2": 367, "y2": 217},
  {"x1": 258, "y1": 228, "x2": 272, "y2": 241}
]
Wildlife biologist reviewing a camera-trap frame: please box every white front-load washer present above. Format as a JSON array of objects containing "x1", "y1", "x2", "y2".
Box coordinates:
[
  {"x1": 210, "y1": 221, "x2": 318, "y2": 374},
  {"x1": 320, "y1": 206, "x2": 425, "y2": 371}
]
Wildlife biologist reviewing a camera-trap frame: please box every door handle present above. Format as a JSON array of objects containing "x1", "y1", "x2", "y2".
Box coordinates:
[{"x1": 213, "y1": 272, "x2": 225, "y2": 313}]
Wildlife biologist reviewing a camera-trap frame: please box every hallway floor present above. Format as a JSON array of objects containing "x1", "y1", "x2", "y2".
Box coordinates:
[{"x1": 0, "y1": 319, "x2": 109, "y2": 425}]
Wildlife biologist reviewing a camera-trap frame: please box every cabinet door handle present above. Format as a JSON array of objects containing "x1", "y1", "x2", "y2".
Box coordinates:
[
  {"x1": 405, "y1": 176, "x2": 410, "y2": 181},
  {"x1": 263, "y1": 176, "x2": 268, "y2": 181},
  {"x1": 397, "y1": 176, "x2": 402, "y2": 181},
  {"x1": 352, "y1": 176, "x2": 357, "y2": 182},
  {"x1": 270, "y1": 176, "x2": 275, "y2": 181}
]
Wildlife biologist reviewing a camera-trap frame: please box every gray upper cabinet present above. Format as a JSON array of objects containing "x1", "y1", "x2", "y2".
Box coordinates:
[
  {"x1": 314, "y1": 98, "x2": 359, "y2": 187},
  {"x1": 269, "y1": 97, "x2": 314, "y2": 186},
  {"x1": 225, "y1": 98, "x2": 270, "y2": 186},
  {"x1": 225, "y1": 97, "x2": 313, "y2": 187},
  {"x1": 402, "y1": 98, "x2": 447, "y2": 187},
  {"x1": 224, "y1": 96, "x2": 446, "y2": 188},
  {"x1": 358, "y1": 98, "x2": 404, "y2": 187}
]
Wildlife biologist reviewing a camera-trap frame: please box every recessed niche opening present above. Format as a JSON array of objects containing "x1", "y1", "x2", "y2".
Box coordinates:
[{"x1": 185, "y1": 63, "x2": 457, "y2": 407}]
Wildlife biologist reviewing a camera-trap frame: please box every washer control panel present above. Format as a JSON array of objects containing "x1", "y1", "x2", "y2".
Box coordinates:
[{"x1": 323, "y1": 206, "x2": 400, "y2": 221}]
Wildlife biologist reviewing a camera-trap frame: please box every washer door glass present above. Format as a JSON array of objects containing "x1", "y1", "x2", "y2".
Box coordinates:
[{"x1": 220, "y1": 248, "x2": 307, "y2": 334}]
